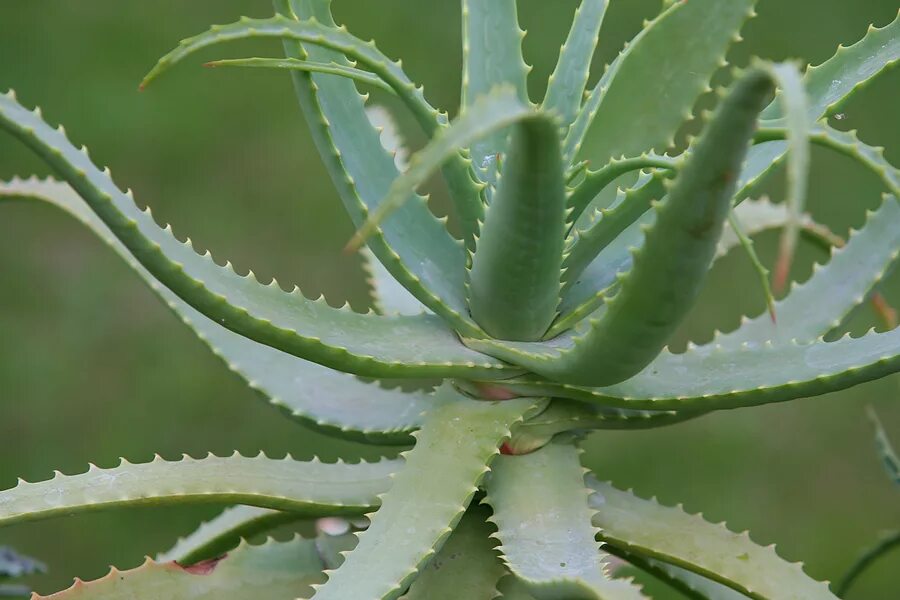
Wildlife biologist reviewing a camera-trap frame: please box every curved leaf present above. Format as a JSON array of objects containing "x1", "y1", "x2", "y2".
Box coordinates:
[
  {"x1": 566, "y1": 0, "x2": 757, "y2": 166},
  {"x1": 468, "y1": 113, "x2": 567, "y2": 341},
  {"x1": 203, "y1": 57, "x2": 394, "y2": 93},
  {"x1": 713, "y1": 197, "x2": 900, "y2": 348},
  {"x1": 467, "y1": 68, "x2": 778, "y2": 386},
  {"x1": 35, "y1": 535, "x2": 345, "y2": 600},
  {"x1": 0, "y1": 96, "x2": 513, "y2": 380},
  {"x1": 0, "y1": 454, "x2": 396, "y2": 528},
  {"x1": 612, "y1": 551, "x2": 749, "y2": 600},
  {"x1": 543, "y1": 0, "x2": 608, "y2": 135},
  {"x1": 485, "y1": 443, "x2": 645, "y2": 599},
  {"x1": 0, "y1": 177, "x2": 459, "y2": 444},
  {"x1": 588, "y1": 478, "x2": 838, "y2": 599},
  {"x1": 145, "y1": 12, "x2": 485, "y2": 335},
  {"x1": 835, "y1": 530, "x2": 900, "y2": 597},
  {"x1": 311, "y1": 388, "x2": 537, "y2": 600},
  {"x1": 361, "y1": 247, "x2": 427, "y2": 316},
  {"x1": 401, "y1": 504, "x2": 506, "y2": 600}
]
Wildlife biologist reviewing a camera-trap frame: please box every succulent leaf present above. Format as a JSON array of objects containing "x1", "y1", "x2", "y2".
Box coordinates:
[
  {"x1": 361, "y1": 247, "x2": 428, "y2": 316},
  {"x1": 0, "y1": 96, "x2": 513, "y2": 379},
  {"x1": 713, "y1": 197, "x2": 900, "y2": 348},
  {"x1": 468, "y1": 112, "x2": 567, "y2": 341},
  {"x1": 34, "y1": 535, "x2": 346, "y2": 600},
  {"x1": 542, "y1": 0, "x2": 608, "y2": 135},
  {"x1": 492, "y1": 327, "x2": 900, "y2": 412},
  {"x1": 468, "y1": 68, "x2": 778, "y2": 386},
  {"x1": 612, "y1": 552, "x2": 749, "y2": 600},
  {"x1": 726, "y1": 210, "x2": 777, "y2": 322},
  {"x1": 0, "y1": 178, "x2": 453, "y2": 444},
  {"x1": 485, "y1": 443, "x2": 646, "y2": 599},
  {"x1": 203, "y1": 56, "x2": 394, "y2": 93},
  {"x1": 0, "y1": 454, "x2": 396, "y2": 528},
  {"x1": 835, "y1": 530, "x2": 900, "y2": 598},
  {"x1": 587, "y1": 478, "x2": 838, "y2": 599},
  {"x1": 461, "y1": 0, "x2": 531, "y2": 185},
  {"x1": 311, "y1": 389, "x2": 537, "y2": 600},
  {"x1": 566, "y1": 0, "x2": 757, "y2": 166},
  {"x1": 401, "y1": 504, "x2": 506, "y2": 600},
  {"x1": 147, "y1": 11, "x2": 485, "y2": 334}
]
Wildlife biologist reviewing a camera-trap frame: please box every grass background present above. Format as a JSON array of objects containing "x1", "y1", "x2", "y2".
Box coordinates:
[{"x1": 0, "y1": 0, "x2": 898, "y2": 596}]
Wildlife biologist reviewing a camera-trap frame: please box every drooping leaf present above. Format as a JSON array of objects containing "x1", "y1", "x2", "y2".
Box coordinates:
[
  {"x1": 467, "y1": 68, "x2": 779, "y2": 386},
  {"x1": 461, "y1": 0, "x2": 531, "y2": 184},
  {"x1": 485, "y1": 443, "x2": 645, "y2": 599},
  {"x1": 468, "y1": 112, "x2": 567, "y2": 341},
  {"x1": 587, "y1": 478, "x2": 838, "y2": 599},
  {"x1": 0, "y1": 454, "x2": 396, "y2": 528},
  {"x1": 0, "y1": 177, "x2": 465, "y2": 444},
  {"x1": 835, "y1": 530, "x2": 900, "y2": 598},
  {"x1": 565, "y1": 0, "x2": 757, "y2": 166},
  {"x1": 0, "y1": 95, "x2": 514, "y2": 380},
  {"x1": 310, "y1": 388, "x2": 537, "y2": 600},
  {"x1": 203, "y1": 57, "x2": 395, "y2": 93},
  {"x1": 146, "y1": 11, "x2": 485, "y2": 334},
  {"x1": 542, "y1": 0, "x2": 608, "y2": 135},
  {"x1": 401, "y1": 504, "x2": 506, "y2": 600}
]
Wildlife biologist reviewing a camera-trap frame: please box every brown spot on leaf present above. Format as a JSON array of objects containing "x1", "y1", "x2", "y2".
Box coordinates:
[{"x1": 173, "y1": 555, "x2": 227, "y2": 575}]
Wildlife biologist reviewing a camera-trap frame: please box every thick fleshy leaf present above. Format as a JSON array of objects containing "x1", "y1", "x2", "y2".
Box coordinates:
[
  {"x1": 761, "y1": 10, "x2": 900, "y2": 120},
  {"x1": 203, "y1": 56, "x2": 394, "y2": 92},
  {"x1": 146, "y1": 12, "x2": 485, "y2": 334},
  {"x1": 485, "y1": 444, "x2": 645, "y2": 599},
  {"x1": 542, "y1": 0, "x2": 608, "y2": 135},
  {"x1": 0, "y1": 96, "x2": 513, "y2": 380},
  {"x1": 835, "y1": 530, "x2": 900, "y2": 598},
  {"x1": 587, "y1": 478, "x2": 838, "y2": 599},
  {"x1": 467, "y1": 68, "x2": 778, "y2": 386},
  {"x1": 0, "y1": 178, "x2": 460, "y2": 444},
  {"x1": 468, "y1": 113, "x2": 567, "y2": 341},
  {"x1": 158, "y1": 505, "x2": 301, "y2": 565},
  {"x1": 35, "y1": 535, "x2": 350, "y2": 600},
  {"x1": 400, "y1": 504, "x2": 506, "y2": 600},
  {"x1": 461, "y1": 0, "x2": 530, "y2": 184},
  {"x1": 361, "y1": 247, "x2": 427, "y2": 316},
  {"x1": 0, "y1": 454, "x2": 396, "y2": 528},
  {"x1": 565, "y1": 0, "x2": 757, "y2": 166},
  {"x1": 311, "y1": 388, "x2": 537, "y2": 600},
  {"x1": 713, "y1": 197, "x2": 900, "y2": 348},
  {"x1": 485, "y1": 327, "x2": 900, "y2": 412}
]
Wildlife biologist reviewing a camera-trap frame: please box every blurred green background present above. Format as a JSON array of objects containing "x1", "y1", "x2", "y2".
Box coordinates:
[{"x1": 0, "y1": 0, "x2": 898, "y2": 597}]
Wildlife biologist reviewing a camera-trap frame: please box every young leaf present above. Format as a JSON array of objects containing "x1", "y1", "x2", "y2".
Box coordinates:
[
  {"x1": 461, "y1": 0, "x2": 531, "y2": 184},
  {"x1": 467, "y1": 68, "x2": 779, "y2": 386},
  {"x1": 310, "y1": 388, "x2": 537, "y2": 600},
  {"x1": 485, "y1": 443, "x2": 645, "y2": 599},
  {"x1": 468, "y1": 113, "x2": 567, "y2": 341},
  {"x1": 565, "y1": 0, "x2": 757, "y2": 166},
  {"x1": 587, "y1": 478, "x2": 838, "y2": 599},
  {"x1": 543, "y1": 0, "x2": 608, "y2": 135},
  {"x1": 0, "y1": 454, "x2": 396, "y2": 528}
]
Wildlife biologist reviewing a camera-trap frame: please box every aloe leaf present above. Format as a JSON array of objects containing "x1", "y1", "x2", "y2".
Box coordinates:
[
  {"x1": 562, "y1": 173, "x2": 670, "y2": 290},
  {"x1": 835, "y1": 530, "x2": 900, "y2": 598},
  {"x1": 467, "y1": 68, "x2": 778, "y2": 386},
  {"x1": 713, "y1": 197, "x2": 900, "y2": 348},
  {"x1": 542, "y1": 0, "x2": 608, "y2": 135},
  {"x1": 587, "y1": 478, "x2": 838, "y2": 599},
  {"x1": 361, "y1": 247, "x2": 427, "y2": 316},
  {"x1": 612, "y1": 552, "x2": 748, "y2": 600},
  {"x1": 347, "y1": 86, "x2": 531, "y2": 250},
  {"x1": 755, "y1": 124, "x2": 900, "y2": 196},
  {"x1": 468, "y1": 113, "x2": 567, "y2": 341},
  {"x1": 566, "y1": 0, "x2": 757, "y2": 167},
  {"x1": 0, "y1": 177, "x2": 467, "y2": 444},
  {"x1": 0, "y1": 454, "x2": 397, "y2": 529},
  {"x1": 496, "y1": 575, "x2": 540, "y2": 599},
  {"x1": 488, "y1": 327, "x2": 900, "y2": 412},
  {"x1": 726, "y1": 210, "x2": 776, "y2": 321},
  {"x1": 147, "y1": 11, "x2": 485, "y2": 334},
  {"x1": 204, "y1": 57, "x2": 394, "y2": 93},
  {"x1": 400, "y1": 504, "x2": 506, "y2": 600},
  {"x1": 867, "y1": 406, "x2": 900, "y2": 486},
  {"x1": 461, "y1": 0, "x2": 530, "y2": 184},
  {"x1": 158, "y1": 505, "x2": 301, "y2": 565},
  {"x1": 485, "y1": 443, "x2": 646, "y2": 599},
  {"x1": 564, "y1": 11, "x2": 900, "y2": 322},
  {"x1": 0, "y1": 97, "x2": 514, "y2": 379},
  {"x1": 34, "y1": 535, "x2": 347, "y2": 600},
  {"x1": 761, "y1": 11, "x2": 900, "y2": 120},
  {"x1": 311, "y1": 388, "x2": 536, "y2": 600},
  {"x1": 566, "y1": 153, "x2": 678, "y2": 227}
]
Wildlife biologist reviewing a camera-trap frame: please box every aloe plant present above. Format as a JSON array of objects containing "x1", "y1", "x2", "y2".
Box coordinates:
[{"x1": 1, "y1": 0, "x2": 898, "y2": 597}]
